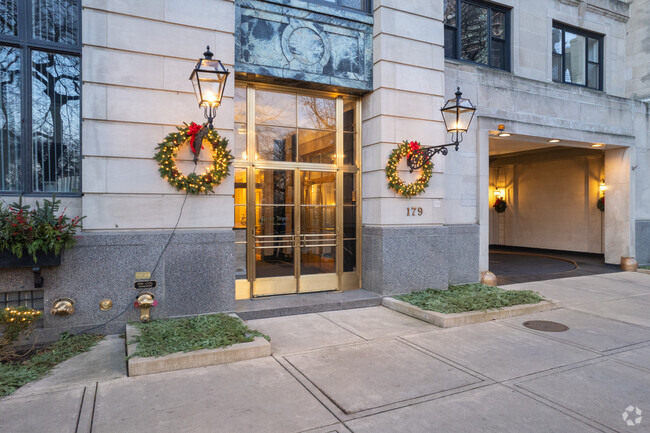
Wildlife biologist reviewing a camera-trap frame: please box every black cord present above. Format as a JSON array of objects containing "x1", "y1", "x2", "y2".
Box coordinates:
[{"x1": 77, "y1": 164, "x2": 198, "y2": 335}]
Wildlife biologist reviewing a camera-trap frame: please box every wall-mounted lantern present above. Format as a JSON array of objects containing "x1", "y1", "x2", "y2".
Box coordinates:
[
  {"x1": 493, "y1": 189, "x2": 505, "y2": 199},
  {"x1": 189, "y1": 46, "x2": 230, "y2": 130},
  {"x1": 599, "y1": 181, "x2": 607, "y2": 195},
  {"x1": 408, "y1": 87, "x2": 476, "y2": 172}
]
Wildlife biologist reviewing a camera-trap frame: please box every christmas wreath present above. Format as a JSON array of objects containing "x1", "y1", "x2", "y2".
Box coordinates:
[
  {"x1": 385, "y1": 140, "x2": 433, "y2": 198},
  {"x1": 493, "y1": 197, "x2": 507, "y2": 213},
  {"x1": 154, "y1": 122, "x2": 233, "y2": 194},
  {"x1": 597, "y1": 196, "x2": 604, "y2": 211}
]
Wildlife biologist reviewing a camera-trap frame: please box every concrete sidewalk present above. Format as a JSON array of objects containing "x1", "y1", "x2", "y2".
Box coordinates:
[{"x1": 1, "y1": 272, "x2": 649, "y2": 433}]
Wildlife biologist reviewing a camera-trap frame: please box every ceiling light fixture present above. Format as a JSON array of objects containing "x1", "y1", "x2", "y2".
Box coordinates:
[
  {"x1": 497, "y1": 124, "x2": 510, "y2": 137},
  {"x1": 548, "y1": 139, "x2": 560, "y2": 143}
]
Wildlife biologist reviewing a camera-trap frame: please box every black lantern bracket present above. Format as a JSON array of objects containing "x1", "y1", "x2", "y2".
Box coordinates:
[{"x1": 407, "y1": 87, "x2": 476, "y2": 172}]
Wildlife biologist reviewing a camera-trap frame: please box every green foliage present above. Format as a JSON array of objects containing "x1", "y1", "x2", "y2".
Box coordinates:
[
  {"x1": 153, "y1": 123, "x2": 233, "y2": 194},
  {"x1": 129, "y1": 313, "x2": 269, "y2": 359},
  {"x1": 0, "y1": 195, "x2": 84, "y2": 261},
  {"x1": 395, "y1": 283, "x2": 545, "y2": 314},
  {"x1": 0, "y1": 306, "x2": 42, "y2": 344},
  {"x1": 0, "y1": 332, "x2": 103, "y2": 396},
  {"x1": 385, "y1": 141, "x2": 433, "y2": 198},
  {"x1": 493, "y1": 198, "x2": 507, "y2": 213},
  {"x1": 641, "y1": 265, "x2": 650, "y2": 270}
]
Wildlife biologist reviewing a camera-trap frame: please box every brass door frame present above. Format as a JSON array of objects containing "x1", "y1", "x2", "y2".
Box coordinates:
[{"x1": 234, "y1": 82, "x2": 362, "y2": 299}]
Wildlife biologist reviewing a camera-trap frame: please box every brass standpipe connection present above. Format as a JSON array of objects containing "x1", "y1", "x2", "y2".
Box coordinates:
[
  {"x1": 51, "y1": 298, "x2": 75, "y2": 316},
  {"x1": 134, "y1": 292, "x2": 157, "y2": 322}
]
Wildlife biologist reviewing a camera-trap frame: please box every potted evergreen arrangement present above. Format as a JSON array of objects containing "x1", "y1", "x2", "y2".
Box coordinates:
[{"x1": 0, "y1": 196, "x2": 84, "y2": 267}]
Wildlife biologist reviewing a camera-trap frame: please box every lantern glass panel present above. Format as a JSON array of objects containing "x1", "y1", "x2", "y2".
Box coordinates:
[
  {"x1": 191, "y1": 74, "x2": 203, "y2": 106},
  {"x1": 191, "y1": 58, "x2": 228, "y2": 108},
  {"x1": 441, "y1": 107, "x2": 459, "y2": 132},
  {"x1": 441, "y1": 95, "x2": 475, "y2": 133},
  {"x1": 456, "y1": 106, "x2": 475, "y2": 132}
]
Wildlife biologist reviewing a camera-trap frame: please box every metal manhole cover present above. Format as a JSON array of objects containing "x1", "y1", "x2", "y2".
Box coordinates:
[{"x1": 522, "y1": 320, "x2": 569, "y2": 332}]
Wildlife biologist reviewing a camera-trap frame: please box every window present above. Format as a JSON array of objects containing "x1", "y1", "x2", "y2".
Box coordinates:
[
  {"x1": 307, "y1": 0, "x2": 371, "y2": 14},
  {"x1": 0, "y1": 0, "x2": 81, "y2": 194},
  {"x1": 552, "y1": 23, "x2": 602, "y2": 90},
  {"x1": 0, "y1": 290, "x2": 44, "y2": 327},
  {"x1": 444, "y1": 0, "x2": 509, "y2": 71}
]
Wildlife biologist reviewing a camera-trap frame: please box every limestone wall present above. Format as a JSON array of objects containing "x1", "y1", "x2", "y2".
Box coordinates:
[
  {"x1": 80, "y1": 0, "x2": 236, "y2": 231},
  {"x1": 361, "y1": 0, "x2": 448, "y2": 227},
  {"x1": 505, "y1": 0, "x2": 629, "y2": 97},
  {"x1": 626, "y1": 0, "x2": 650, "y2": 101}
]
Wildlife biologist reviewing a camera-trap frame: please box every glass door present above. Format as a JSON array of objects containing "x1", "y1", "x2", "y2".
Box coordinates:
[
  {"x1": 299, "y1": 170, "x2": 337, "y2": 293},
  {"x1": 234, "y1": 83, "x2": 361, "y2": 299},
  {"x1": 252, "y1": 168, "x2": 296, "y2": 296}
]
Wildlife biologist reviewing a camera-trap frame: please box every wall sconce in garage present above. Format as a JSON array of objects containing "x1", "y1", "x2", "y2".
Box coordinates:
[
  {"x1": 189, "y1": 46, "x2": 230, "y2": 130},
  {"x1": 408, "y1": 87, "x2": 476, "y2": 172}
]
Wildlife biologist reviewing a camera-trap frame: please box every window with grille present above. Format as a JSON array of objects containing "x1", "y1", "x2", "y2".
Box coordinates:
[
  {"x1": 444, "y1": 0, "x2": 510, "y2": 71},
  {"x1": 0, "y1": 290, "x2": 45, "y2": 327},
  {"x1": 0, "y1": 0, "x2": 81, "y2": 194},
  {"x1": 552, "y1": 23, "x2": 603, "y2": 90}
]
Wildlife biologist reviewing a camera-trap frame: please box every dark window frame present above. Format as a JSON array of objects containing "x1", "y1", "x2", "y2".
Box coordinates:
[
  {"x1": 444, "y1": 0, "x2": 511, "y2": 71},
  {"x1": 0, "y1": 0, "x2": 82, "y2": 196},
  {"x1": 306, "y1": 0, "x2": 372, "y2": 15},
  {"x1": 552, "y1": 21, "x2": 603, "y2": 91}
]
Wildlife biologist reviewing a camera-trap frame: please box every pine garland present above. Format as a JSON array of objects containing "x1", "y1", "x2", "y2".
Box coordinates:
[
  {"x1": 153, "y1": 123, "x2": 233, "y2": 194},
  {"x1": 385, "y1": 140, "x2": 433, "y2": 198}
]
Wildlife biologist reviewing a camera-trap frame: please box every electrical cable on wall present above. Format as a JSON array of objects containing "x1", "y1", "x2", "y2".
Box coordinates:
[{"x1": 77, "y1": 164, "x2": 197, "y2": 334}]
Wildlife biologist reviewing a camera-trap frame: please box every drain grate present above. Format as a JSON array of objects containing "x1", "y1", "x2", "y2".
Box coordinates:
[{"x1": 523, "y1": 320, "x2": 569, "y2": 332}]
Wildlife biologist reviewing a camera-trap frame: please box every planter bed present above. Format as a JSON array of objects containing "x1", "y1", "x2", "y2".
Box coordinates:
[
  {"x1": 382, "y1": 297, "x2": 557, "y2": 328},
  {"x1": 126, "y1": 314, "x2": 271, "y2": 377}
]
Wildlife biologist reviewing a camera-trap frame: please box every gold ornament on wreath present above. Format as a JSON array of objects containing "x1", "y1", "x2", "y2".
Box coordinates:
[
  {"x1": 385, "y1": 140, "x2": 433, "y2": 198},
  {"x1": 154, "y1": 122, "x2": 233, "y2": 194}
]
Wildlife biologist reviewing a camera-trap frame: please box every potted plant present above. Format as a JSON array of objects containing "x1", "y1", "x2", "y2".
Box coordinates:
[{"x1": 0, "y1": 196, "x2": 84, "y2": 267}]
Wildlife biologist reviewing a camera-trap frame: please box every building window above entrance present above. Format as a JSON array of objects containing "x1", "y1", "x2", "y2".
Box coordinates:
[
  {"x1": 444, "y1": 0, "x2": 510, "y2": 71},
  {"x1": 0, "y1": 0, "x2": 81, "y2": 194},
  {"x1": 552, "y1": 23, "x2": 603, "y2": 90},
  {"x1": 305, "y1": 0, "x2": 371, "y2": 14}
]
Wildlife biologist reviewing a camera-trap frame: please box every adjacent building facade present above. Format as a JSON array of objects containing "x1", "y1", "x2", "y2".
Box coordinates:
[{"x1": 0, "y1": 0, "x2": 648, "y2": 338}]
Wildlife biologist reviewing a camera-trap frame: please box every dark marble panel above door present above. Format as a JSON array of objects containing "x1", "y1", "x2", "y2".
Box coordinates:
[{"x1": 236, "y1": 0, "x2": 373, "y2": 92}]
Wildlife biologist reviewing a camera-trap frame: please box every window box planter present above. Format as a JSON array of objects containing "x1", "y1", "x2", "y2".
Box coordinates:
[
  {"x1": 0, "y1": 251, "x2": 62, "y2": 288},
  {"x1": 0, "y1": 251, "x2": 62, "y2": 268}
]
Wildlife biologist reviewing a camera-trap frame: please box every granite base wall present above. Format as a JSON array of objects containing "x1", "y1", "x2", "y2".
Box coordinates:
[
  {"x1": 362, "y1": 225, "x2": 480, "y2": 296},
  {"x1": 636, "y1": 220, "x2": 650, "y2": 265},
  {"x1": 0, "y1": 230, "x2": 235, "y2": 342}
]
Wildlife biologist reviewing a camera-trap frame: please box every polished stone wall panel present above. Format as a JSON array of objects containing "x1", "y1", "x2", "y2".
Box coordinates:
[
  {"x1": 0, "y1": 231, "x2": 235, "y2": 343},
  {"x1": 636, "y1": 221, "x2": 650, "y2": 266},
  {"x1": 236, "y1": 0, "x2": 373, "y2": 91},
  {"x1": 362, "y1": 225, "x2": 480, "y2": 296}
]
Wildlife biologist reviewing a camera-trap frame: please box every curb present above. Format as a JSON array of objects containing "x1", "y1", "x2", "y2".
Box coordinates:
[
  {"x1": 382, "y1": 297, "x2": 558, "y2": 328},
  {"x1": 126, "y1": 320, "x2": 271, "y2": 377}
]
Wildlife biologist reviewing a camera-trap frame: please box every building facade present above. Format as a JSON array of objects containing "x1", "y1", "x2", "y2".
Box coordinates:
[{"x1": 0, "y1": 0, "x2": 648, "y2": 338}]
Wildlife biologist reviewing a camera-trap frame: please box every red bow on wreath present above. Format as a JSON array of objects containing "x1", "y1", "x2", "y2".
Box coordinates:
[
  {"x1": 188, "y1": 122, "x2": 204, "y2": 154},
  {"x1": 407, "y1": 141, "x2": 420, "y2": 157}
]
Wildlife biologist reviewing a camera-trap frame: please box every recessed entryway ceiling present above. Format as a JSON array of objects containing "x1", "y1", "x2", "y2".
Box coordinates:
[{"x1": 488, "y1": 132, "x2": 620, "y2": 156}]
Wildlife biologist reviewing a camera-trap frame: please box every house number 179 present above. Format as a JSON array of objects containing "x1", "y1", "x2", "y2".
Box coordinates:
[{"x1": 406, "y1": 207, "x2": 423, "y2": 216}]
